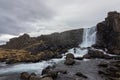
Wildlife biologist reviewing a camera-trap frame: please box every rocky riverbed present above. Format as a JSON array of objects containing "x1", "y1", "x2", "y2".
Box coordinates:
[{"x1": 0, "y1": 58, "x2": 119, "y2": 80}]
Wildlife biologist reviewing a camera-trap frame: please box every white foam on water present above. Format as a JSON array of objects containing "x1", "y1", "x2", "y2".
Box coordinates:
[
  {"x1": 0, "y1": 57, "x2": 65, "y2": 75},
  {"x1": 0, "y1": 61, "x2": 51, "y2": 75},
  {"x1": 66, "y1": 48, "x2": 88, "y2": 57}
]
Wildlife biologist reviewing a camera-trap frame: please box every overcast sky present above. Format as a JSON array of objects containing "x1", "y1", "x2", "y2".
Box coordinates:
[{"x1": 0, "y1": 0, "x2": 120, "y2": 45}]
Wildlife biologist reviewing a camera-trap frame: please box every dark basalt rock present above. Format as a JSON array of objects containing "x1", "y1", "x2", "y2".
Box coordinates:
[
  {"x1": 41, "y1": 77, "x2": 53, "y2": 80},
  {"x1": 29, "y1": 76, "x2": 41, "y2": 80},
  {"x1": 83, "y1": 49, "x2": 110, "y2": 59},
  {"x1": 99, "y1": 60, "x2": 120, "y2": 80},
  {"x1": 98, "y1": 62, "x2": 108, "y2": 67},
  {"x1": 46, "y1": 70, "x2": 58, "y2": 79},
  {"x1": 41, "y1": 66, "x2": 58, "y2": 79},
  {"x1": 41, "y1": 66, "x2": 53, "y2": 75},
  {"x1": 20, "y1": 72, "x2": 30, "y2": 80},
  {"x1": 56, "y1": 69, "x2": 67, "y2": 74},
  {"x1": 75, "y1": 57, "x2": 83, "y2": 60},
  {"x1": 0, "y1": 28, "x2": 83, "y2": 63},
  {"x1": 64, "y1": 58, "x2": 75, "y2": 65},
  {"x1": 66, "y1": 53, "x2": 74, "y2": 59},
  {"x1": 96, "y1": 11, "x2": 120, "y2": 55},
  {"x1": 75, "y1": 72, "x2": 87, "y2": 78}
]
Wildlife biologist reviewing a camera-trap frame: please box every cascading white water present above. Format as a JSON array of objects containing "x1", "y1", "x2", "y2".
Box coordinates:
[
  {"x1": 67, "y1": 26, "x2": 97, "y2": 57},
  {"x1": 80, "y1": 26, "x2": 96, "y2": 48}
]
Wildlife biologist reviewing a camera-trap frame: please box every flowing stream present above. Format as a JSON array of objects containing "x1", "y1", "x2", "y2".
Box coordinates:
[{"x1": 0, "y1": 26, "x2": 97, "y2": 75}]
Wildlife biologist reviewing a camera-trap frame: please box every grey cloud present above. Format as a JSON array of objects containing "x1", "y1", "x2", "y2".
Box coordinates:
[
  {"x1": 0, "y1": 0, "x2": 55, "y2": 35},
  {"x1": 0, "y1": 0, "x2": 120, "y2": 36}
]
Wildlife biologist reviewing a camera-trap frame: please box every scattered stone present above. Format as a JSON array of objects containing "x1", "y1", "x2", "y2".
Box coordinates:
[
  {"x1": 57, "y1": 69, "x2": 67, "y2": 74},
  {"x1": 64, "y1": 58, "x2": 75, "y2": 65},
  {"x1": 20, "y1": 72, "x2": 30, "y2": 80},
  {"x1": 55, "y1": 54, "x2": 62, "y2": 58},
  {"x1": 83, "y1": 54, "x2": 91, "y2": 59},
  {"x1": 66, "y1": 53, "x2": 74, "y2": 59},
  {"x1": 30, "y1": 73, "x2": 37, "y2": 76},
  {"x1": 83, "y1": 49, "x2": 112, "y2": 59},
  {"x1": 114, "y1": 63, "x2": 120, "y2": 67},
  {"x1": 75, "y1": 72, "x2": 87, "y2": 78},
  {"x1": 47, "y1": 70, "x2": 58, "y2": 79},
  {"x1": 29, "y1": 75, "x2": 41, "y2": 80},
  {"x1": 115, "y1": 72, "x2": 120, "y2": 78},
  {"x1": 41, "y1": 66, "x2": 52, "y2": 75},
  {"x1": 41, "y1": 77, "x2": 53, "y2": 80},
  {"x1": 98, "y1": 62, "x2": 108, "y2": 67},
  {"x1": 98, "y1": 70, "x2": 108, "y2": 75},
  {"x1": 106, "y1": 66, "x2": 118, "y2": 73},
  {"x1": 75, "y1": 57, "x2": 83, "y2": 60}
]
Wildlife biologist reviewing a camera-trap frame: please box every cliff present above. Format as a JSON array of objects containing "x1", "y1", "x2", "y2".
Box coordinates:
[
  {"x1": 96, "y1": 11, "x2": 120, "y2": 55},
  {"x1": 0, "y1": 28, "x2": 83, "y2": 63}
]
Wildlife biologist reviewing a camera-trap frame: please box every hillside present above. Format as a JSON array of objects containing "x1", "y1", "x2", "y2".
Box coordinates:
[{"x1": 0, "y1": 28, "x2": 83, "y2": 63}]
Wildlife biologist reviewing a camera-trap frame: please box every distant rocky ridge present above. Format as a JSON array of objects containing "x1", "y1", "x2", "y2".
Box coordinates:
[
  {"x1": 95, "y1": 11, "x2": 120, "y2": 55},
  {"x1": 0, "y1": 29, "x2": 83, "y2": 63},
  {"x1": 1, "y1": 29, "x2": 83, "y2": 53}
]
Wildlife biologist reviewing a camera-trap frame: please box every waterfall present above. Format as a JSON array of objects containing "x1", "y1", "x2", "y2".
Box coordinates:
[{"x1": 80, "y1": 26, "x2": 96, "y2": 48}]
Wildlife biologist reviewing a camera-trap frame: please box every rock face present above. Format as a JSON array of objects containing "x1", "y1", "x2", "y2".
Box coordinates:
[
  {"x1": 1, "y1": 29, "x2": 83, "y2": 51},
  {"x1": 96, "y1": 11, "x2": 120, "y2": 55},
  {"x1": 64, "y1": 53, "x2": 75, "y2": 65},
  {"x1": 98, "y1": 60, "x2": 120, "y2": 80},
  {"x1": 84, "y1": 49, "x2": 105, "y2": 58},
  {"x1": 0, "y1": 29, "x2": 83, "y2": 63}
]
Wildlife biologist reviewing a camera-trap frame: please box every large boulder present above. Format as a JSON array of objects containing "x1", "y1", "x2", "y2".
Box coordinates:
[
  {"x1": 96, "y1": 11, "x2": 120, "y2": 55},
  {"x1": 75, "y1": 72, "x2": 87, "y2": 78},
  {"x1": 20, "y1": 72, "x2": 30, "y2": 80},
  {"x1": 66, "y1": 53, "x2": 74, "y2": 59},
  {"x1": 41, "y1": 66, "x2": 58, "y2": 79},
  {"x1": 64, "y1": 58, "x2": 75, "y2": 65},
  {"x1": 83, "y1": 49, "x2": 110, "y2": 59},
  {"x1": 47, "y1": 70, "x2": 58, "y2": 79}
]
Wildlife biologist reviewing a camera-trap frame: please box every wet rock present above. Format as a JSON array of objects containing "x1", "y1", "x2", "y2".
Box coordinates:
[
  {"x1": 42, "y1": 66, "x2": 58, "y2": 79},
  {"x1": 47, "y1": 70, "x2": 58, "y2": 79},
  {"x1": 75, "y1": 57, "x2": 83, "y2": 60},
  {"x1": 112, "y1": 56, "x2": 120, "y2": 60},
  {"x1": 41, "y1": 77, "x2": 53, "y2": 80},
  {"x1": 108, "y1": 76, "x2": 120, "y2": 80},
  {"x1": 98, "y1": 70, "x2": 109, "y2": 75},
  {"x1": 84, "y1": 49, "x2": 111, "y2": 59},
  {"x1": 64, "y1": 58, "x2": 75, "y2": 65},
  {"x1": 30, "y1": 73, "x2": 37, "y2": 76},
  {"x1": 98, "y1": 62, "x2": 108, "y2": 67},
  {"x1": 66, "y1": 53, "x2": 74, "y2": 59},
  {"x1": 54, "y1": 54, "x2": 62, "y2": 58},
  {"x1": 88, "y1": 49, "x2": 106, "y2": 58},
  {"x1": 75, "y1": 72, "x2": 87, "y2": 78},
  {"x1": 29, "y1": 75, "x2": 41, "y2": 80},
  {"x1": 20, "y1": 72, "x2": 30, "y2": 80},
  {"x1": 96, "y1": 11, "x2": 120, "y2": 55},
  {"x1": 41, "y1": 66, "x2": 52, "y2": 75},
  {"x1": 57, "y1": 69, "x2": 67, "y2": 74},
  {"x1": 106, "y1": 66, "x2": 118, "y2": 73},
  {"x1": 114, "y1": 63, "x2": 120, "y2": 67},
  {"x1": 83, "y1": 54, "x2": 91, "y2": 59},
  {"x1": 115, "y1": 72, "x2": 120, "y2": 78}
]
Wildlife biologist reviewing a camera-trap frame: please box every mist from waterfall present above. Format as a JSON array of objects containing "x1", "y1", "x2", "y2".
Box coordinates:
[{"x1": 80, "y1": 26, "x2": 96, "y2": 48}]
